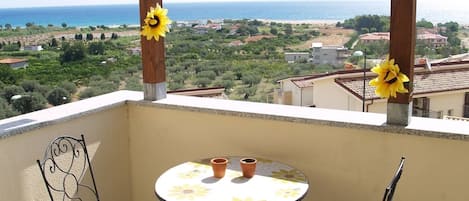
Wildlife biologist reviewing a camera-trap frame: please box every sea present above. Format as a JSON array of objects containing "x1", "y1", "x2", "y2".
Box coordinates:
[{"x1": 0, "y1": 1, "x2": 468, "y2": 28}]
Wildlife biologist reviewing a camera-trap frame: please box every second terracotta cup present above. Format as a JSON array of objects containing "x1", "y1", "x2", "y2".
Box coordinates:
[
  {"x1": 240, "y1": 157, "x2": 257, "y2": 178},
  {"x1": 210, "y1": 157, "x2": 228, "y2": 178}
]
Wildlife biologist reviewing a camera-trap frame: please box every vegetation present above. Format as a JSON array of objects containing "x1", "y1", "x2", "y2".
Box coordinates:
[
  {"x1": 338, "y1": 15, "x2": 390, "y2": 33},
  {"x1": 0, "y1": 17, "x2": 466, "y2": 119}
]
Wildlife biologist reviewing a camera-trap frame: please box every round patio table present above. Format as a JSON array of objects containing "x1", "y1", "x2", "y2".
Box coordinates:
[{"x1": 154, "y1": 156, "x2": 309, "y2": 201}]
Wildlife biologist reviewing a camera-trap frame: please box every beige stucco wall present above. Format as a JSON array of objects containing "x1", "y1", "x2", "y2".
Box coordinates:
[
  {"x1": 281, "y1": 81, "x2": 302, "y2": 105},
  {"x1": 0, "y1": 106, "x2": 132, "y2": 201},
  {"x1": 368, "y1": 100, "x2": 387, "y2": 113},
  {"x1": 428, "y1": 92, "x2": 466, "y2": 117},
  {"x1": 128, "y1": 103, "x2": 469, "y2": 201},
  {"x1": 301, "y1": 87, "x2": 314, "y2": 106},
  {"x1": 314, "y1": 79, "x2": 349, "y2": 110}
]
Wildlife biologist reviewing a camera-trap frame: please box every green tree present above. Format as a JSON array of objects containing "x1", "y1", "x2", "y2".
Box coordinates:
[
  {"x1": 0, "y1": 65, "x2": 20, "y2": 85},
  {"x1": 168, "y1": 82, "x2": 184, "y2": 91},
  {"x1": 47, "y1": 87, "x2": 71, "y2": 106},
  {"x1": 416, "y1": 18, "x2": 434, "y2": 28},
  {"x1": 270, "y1": 27, "x2": 278, "y2": 35},
  {"x1": 86, "y1": 33, "x2": 94, "y2": 41},
  {"x1": 61, "y1": 22, "x2": 67, "y2": 28},
  {"x1": 0, "y1": 98, "x2": 18, "y2": 119},
  {"x1": 111, "y1": 33, "x2": 119, "y2": 39},
  {"x1": 60, "y1": 42, "x2": 86, "y2": 63},
  {"x1": 284, "y1": 24, "x2": 293, "y2": 35},
  {"x1": 1, "y1": 85, "x2": 25, "y2": 104},
  {"x1": 194, "y1": 77, "x2": 211, "y2": 88},
  {"x1": 20, "y1": 80, "x2": 41, "y2": 92},
  {"x1": 88, "y1": 42, "x2": 105, "y2": 55},
  {"x1": 5, "y1": 23, "x2": 12, "y2": 30},
  {"x1": 242, "y1": 72, "x2": 262, "y2": 87},
  {"x1": 11, "y1": 92, "x2": 47, "y2": 114},
  {"x1": 50, "y1": 38, "x2": 58, "y2": 47},
  {"x1": 59, "y1": 81, "x2": 77, "y2": 94},
  {"x1": 25, "y1": 22, "x2": 35, "y2": 28},
  {"x1": 100, "y1": 33, "x2": 106, "y2": 40}
]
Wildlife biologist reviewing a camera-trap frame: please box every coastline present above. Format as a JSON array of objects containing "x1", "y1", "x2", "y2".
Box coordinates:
[{"x1": 257, "y1": 19, "x2": 339, "y2": 25}]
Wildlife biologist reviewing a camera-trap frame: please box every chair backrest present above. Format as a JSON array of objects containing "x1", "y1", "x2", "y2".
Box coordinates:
[
  {"x1": 36, "y1": 134, "x2": 100, "y2": 201},
  {"x1": 382, "y1": 156, "x2": 406, "y2": 201}
]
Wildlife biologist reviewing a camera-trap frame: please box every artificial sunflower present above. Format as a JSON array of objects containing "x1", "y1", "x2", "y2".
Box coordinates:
[
  {"x1": 141, "y1": 3, "x2": 171, "y2": 41},
  {"x1": 369, "y1": 56, "x2": 410, "y2": 98}
]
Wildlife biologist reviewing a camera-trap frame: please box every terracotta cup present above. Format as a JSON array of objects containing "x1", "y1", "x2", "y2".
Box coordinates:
[
  {"x1": 210, "y1": 157, "x2": 228, "y2": 178},
  {"x1": 240, "y1": 158, "x2": 257, "y2": 178}
]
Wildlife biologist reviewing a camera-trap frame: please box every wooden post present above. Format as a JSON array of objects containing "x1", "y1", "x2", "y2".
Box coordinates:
[
  {"x1": 139, "y1": 0, "x2": 166, "y2": 101},
  {"x1": 387, "y1": 0, "x2": 416, "y2": 125}
]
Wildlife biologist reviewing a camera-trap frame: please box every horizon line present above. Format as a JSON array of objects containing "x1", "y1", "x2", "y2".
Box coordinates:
[{"x1": 0, "y1": 0, "x2": 384, "y2": 9}]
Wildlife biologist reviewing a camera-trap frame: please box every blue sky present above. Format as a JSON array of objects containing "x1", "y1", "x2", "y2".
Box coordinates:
[{"x1": 0, "y1": 0, "x2": 464, "y2": 9}]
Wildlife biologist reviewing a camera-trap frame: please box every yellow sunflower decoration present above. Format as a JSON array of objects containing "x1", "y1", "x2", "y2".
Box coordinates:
[
  {"x1": 369, "y1": 56, "x2": 410, "y2": 98},
  {"x1": 141, "y1": 3, "x2": 171, "y2": 41}
]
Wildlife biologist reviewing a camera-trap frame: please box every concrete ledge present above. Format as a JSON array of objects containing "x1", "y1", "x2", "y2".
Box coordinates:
[
  {"x1": 1, "y1": 90, "x2": 468, "y2": 141},
  {"x1": 131, "y1": 94, "x2": 469, "y2": 140},
  {"x1": 0, "y1": 90, "x2": 143, "y2": 139}
]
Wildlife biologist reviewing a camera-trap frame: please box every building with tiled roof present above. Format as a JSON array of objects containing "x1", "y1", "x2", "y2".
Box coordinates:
[
  {"x1": 275, "y1": 61, "x2": 469, "y2": 118},
  {"x1": 417, "y1": 32, "x2": 447, "y2": 47},
  {"x1": 0, "y1": 58, "x2": 28, "y2": 69},
  {"x1": 359, "y1": 32, "x2": 390, "y2": 44},
  {"x1": 168, "y1": 87, "x2": 227, "y2": 99},
  {"x1": 359, "y1": 32, "x2": 447, "y2": 47}
]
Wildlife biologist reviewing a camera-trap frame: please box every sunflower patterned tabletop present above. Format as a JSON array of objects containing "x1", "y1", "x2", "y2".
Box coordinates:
[{"x1": 155, "y1": 156, "x2": 309, "y2": 201}]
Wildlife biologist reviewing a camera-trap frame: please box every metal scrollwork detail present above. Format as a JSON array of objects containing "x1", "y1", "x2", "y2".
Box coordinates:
[{"x1": 37, "y1": 134, "x2": 100, "y2": 201}]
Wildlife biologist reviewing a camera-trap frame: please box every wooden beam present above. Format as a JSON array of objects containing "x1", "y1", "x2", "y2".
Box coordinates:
[
  {"x1": 139, "y1": 0, "x2": 166, "y2": 100},
  {"x1": 387, "y1": 0, "x2": 416, "y2": 125}
]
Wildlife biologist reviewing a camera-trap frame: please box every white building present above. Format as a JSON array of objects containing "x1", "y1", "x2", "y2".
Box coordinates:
[
  {"x1": 311, "y1": 42, "x2": 349, "y2": 67},
  {"x1": 284, "y1": 52, "x2": 310, "y2": 63},
  {"x1": 275, "y1": 61, "x2": 469, "y2": 118},
  {"x1": 0, "y1": 58, "x2": 28, "y2": 69},
  {"x1": 24, "y1": 45, "x2": 43, "y2": 51}
]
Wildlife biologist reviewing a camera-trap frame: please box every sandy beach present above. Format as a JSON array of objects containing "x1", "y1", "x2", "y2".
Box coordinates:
[{"x1": 258, "y1": 19, "x2": 339, "y2": 26}]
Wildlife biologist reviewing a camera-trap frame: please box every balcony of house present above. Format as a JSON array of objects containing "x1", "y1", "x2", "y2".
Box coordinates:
[{"x1": 1, "y1": 90, "x2": 469, "y2": 201}]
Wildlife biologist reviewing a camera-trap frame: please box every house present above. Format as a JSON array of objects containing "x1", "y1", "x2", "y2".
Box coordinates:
[
  {"x1": 429, "y1": 52, "x2": 469, "y2": 64},
  {"x1": 168, "y1": 86, "x2": 227, "y2": 99},
  {"x1": 284, "y1": 52, "x2": 310, "y2": 63},
  {"x1": 0, "y1": 58, "x2": 28, "y2": 69},
  {"x1": 417, "y1": 32, "x2": 448, "y2": 47},
  {"x1": 23, "y1": 45, "x2": 43, "y2": 51},
  {"x1": 193, "y1": 23, "x2": 222, "y2": 34},
  {"x1": 359, "y1": 32, "x2": 390, "y2": 44},
  {"x1": 359, "y1": 31, "x2": 447, "y2": 47},
  {"x1": 275, "y1": 61, "x2": 469, "y2": 118},
  {"x1": 311, "y1": 42, "x2": 349, "y2": 67}
]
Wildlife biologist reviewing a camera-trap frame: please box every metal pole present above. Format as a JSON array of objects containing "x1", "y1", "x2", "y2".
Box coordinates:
[{"x1": 362, "y1": 49, "x2": 366, "y2": 112}]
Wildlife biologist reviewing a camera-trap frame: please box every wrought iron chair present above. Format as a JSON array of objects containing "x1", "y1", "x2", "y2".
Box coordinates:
[
  {"x1": 382, "y1": 156, "x2": 406, "y2": 201},
  {"x1": 36, "y1": 134, "x2": 100, "y2": 201}
]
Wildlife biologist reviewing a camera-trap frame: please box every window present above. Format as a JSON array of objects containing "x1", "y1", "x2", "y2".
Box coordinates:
[{"x1": 413, "y1": 97, "x2": 430, "y2": 117}]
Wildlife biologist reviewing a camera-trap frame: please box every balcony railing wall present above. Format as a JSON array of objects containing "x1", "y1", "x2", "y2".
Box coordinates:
[
  {"x1": 0, "y1": 104, "x2": 132, "y2": 201},
  {"x1": 1, "y1": 91, "x2": 469, "y2": 201}
]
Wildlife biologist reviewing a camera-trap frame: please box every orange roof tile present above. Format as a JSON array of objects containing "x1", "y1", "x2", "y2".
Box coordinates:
[
  {"x1": 0, "y1": 58, "x2": 28, "y2": 64},
  {"x1": 336, "y1": 67, "x2": 469, "y2": 100}
]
